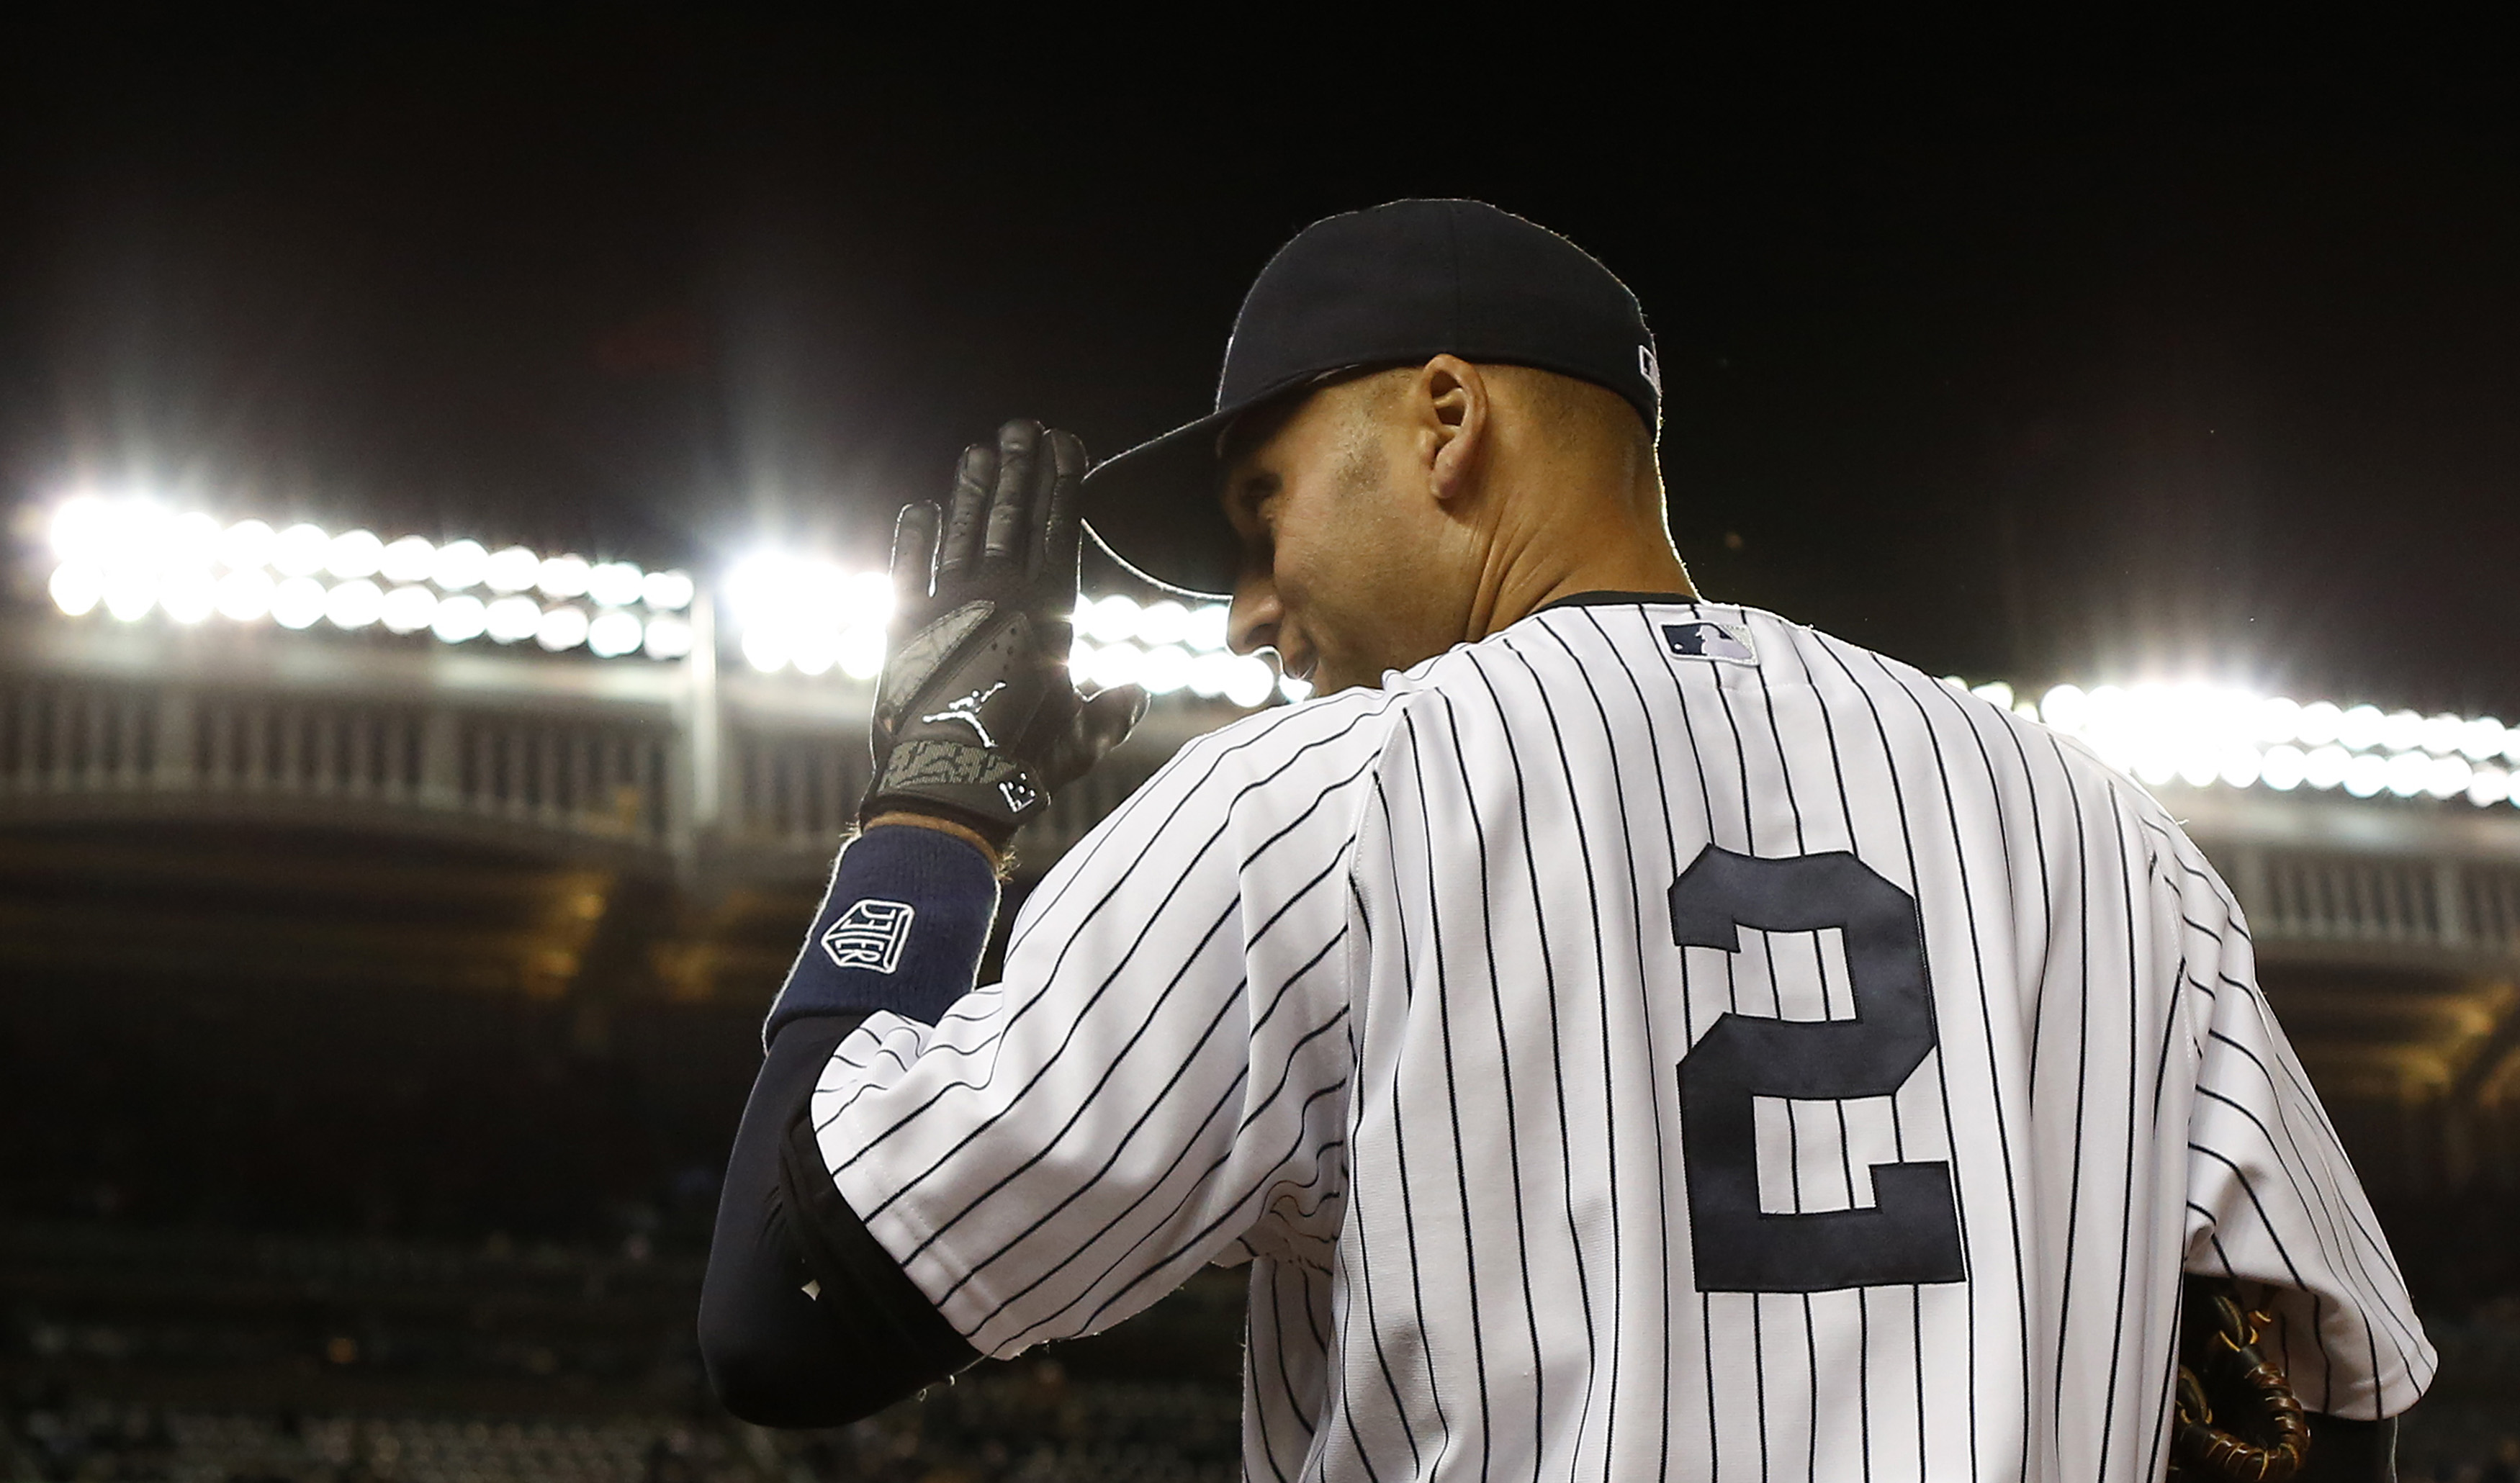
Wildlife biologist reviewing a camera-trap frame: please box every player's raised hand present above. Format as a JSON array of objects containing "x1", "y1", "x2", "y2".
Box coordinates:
[{"x1": 861, "y1": 419, "x2": 1148, "y2": 850}]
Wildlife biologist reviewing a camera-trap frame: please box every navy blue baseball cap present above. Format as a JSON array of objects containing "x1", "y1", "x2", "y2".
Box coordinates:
[{"x1": 1080, "y1": 199, "x2": 1662, "y2": 601}]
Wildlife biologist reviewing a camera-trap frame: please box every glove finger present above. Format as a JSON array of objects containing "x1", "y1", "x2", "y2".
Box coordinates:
[
  {"x1": 888, "y1": 501, "x2": 941, "y2": 614},
  {"x1": 981, "y1": 418, "x2": 1041, "y2": 575},
  {"x1": 1044, "y1": 682, "x2": 1148, "y2": 791},
  {"x1": 938, "y1": 443, "x2": 996, "y2": 582},
  {"x1": 1032, "y1": 427, "x2": 1087, "y2": 591}
]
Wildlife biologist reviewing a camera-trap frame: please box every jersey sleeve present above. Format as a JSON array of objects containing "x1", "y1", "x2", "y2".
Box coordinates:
[
  {"x1": 2164, "y1": 828, "x2": 2437, "y2": 1419},
  {"x1": 802, "y1": 690, "x2": 1399, "y2": 1359}
]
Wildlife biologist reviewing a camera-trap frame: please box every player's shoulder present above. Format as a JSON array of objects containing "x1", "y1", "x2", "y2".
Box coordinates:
[
  {"x1": 1491, "y1": 593, "x2": 2189, "y2": 826},
  {"x1": 1142, "y1": 679, "x2": 1417, "y2": 805}
]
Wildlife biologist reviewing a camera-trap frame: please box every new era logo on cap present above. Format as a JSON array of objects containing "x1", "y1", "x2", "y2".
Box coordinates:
[{"x1": 822, "y1": 898, "x2": 917, "y2": 974}]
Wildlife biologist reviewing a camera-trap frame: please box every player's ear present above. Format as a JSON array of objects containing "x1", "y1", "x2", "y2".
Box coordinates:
[{"x1": 1414, "y1": 355, "x2": 1488, "y2": 506}]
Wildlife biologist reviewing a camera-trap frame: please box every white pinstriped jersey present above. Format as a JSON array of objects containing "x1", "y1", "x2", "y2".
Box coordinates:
[{"x1": 807, "y1": 597, "x2": 2434, "y2": 1482}]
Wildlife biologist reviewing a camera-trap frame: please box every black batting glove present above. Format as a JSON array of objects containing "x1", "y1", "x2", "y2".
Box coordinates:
[{"x1": 861, "y1": 420, "x2": 1148, "y2": 851}]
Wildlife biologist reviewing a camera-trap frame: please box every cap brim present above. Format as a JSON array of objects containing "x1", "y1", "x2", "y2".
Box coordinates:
[{"x1": 1077, "y1": 405, "x2": 1245, "y2": 603}]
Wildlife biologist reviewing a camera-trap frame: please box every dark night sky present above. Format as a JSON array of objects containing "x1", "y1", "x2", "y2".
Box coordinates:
[{"x1": 4, "y1": 22, "x2": 2515, "y2": 714}]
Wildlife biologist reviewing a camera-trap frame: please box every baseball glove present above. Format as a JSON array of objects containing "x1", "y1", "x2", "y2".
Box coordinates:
[
  {"x1": 860, "y1": 419, "x2": 1148, "y2": 851},
  {"x1": 2167, "y1": 1276, "x2": 2311, "y2": 1482}
]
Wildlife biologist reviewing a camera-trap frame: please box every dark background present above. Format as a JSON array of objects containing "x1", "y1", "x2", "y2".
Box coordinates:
[
  {"x1": 4, "y1": 24, "x2": 2519, "y2": 1474},
  {"x1": 4, "y1": 22, "x2": 2515, "y2": 714}
]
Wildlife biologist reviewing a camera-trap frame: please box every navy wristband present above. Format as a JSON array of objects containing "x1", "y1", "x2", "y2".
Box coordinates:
[{"x1": 762, "y1": 825, "x2": 1001, "y2": 1047}]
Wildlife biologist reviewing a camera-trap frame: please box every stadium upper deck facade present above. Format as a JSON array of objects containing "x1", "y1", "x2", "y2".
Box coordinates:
[{"x1": 9, "y1": 493, "x2": 2518, "y2": 1197}]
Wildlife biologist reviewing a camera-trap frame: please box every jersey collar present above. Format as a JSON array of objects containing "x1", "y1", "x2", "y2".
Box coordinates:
[{"x1": 1531, "y1": 589, "x2": 1700, "y2": 615}]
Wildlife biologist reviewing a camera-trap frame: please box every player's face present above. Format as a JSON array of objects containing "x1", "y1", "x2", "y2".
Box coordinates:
[{"x1": 1219, "y1": 375, "x2": 1475, "y2": 695}]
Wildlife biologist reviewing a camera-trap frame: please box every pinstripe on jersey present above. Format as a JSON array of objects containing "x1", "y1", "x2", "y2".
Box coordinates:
[{"x1": 804, "y1": 598, "x2": 2433, "y2": 1482}]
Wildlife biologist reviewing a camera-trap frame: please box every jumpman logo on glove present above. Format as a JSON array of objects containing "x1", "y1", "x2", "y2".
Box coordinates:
[{"x1": 920, "y1": 682, "x2": 1008, "y2": 747}]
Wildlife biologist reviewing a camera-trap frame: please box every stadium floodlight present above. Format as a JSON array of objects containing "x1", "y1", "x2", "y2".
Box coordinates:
[
  {"x1": 273, "y1": 523, "x2": 330, "y2": 578},
  {"x1": 535, "y1": 605, "x2": 590, "y2": 652},
  {"x1": 381, "y1": 585, "x2": 438, "y2": 634},
  {"x1": 48, "y1": 564, "x2": 102, "y2": 617},
  {"x1": 642, "y1": 570, "x2": 695, "y2": 611},
  {"x1": 588, "y1": 561, "x2": 643, "y2": 609},
  {"x1": 2379, "y1": 709, "x2": 2426, "y2": 754},
  {"x1": 2303, "y1": 744, "x2": 2352, "y2": 791},
  {"x1": 484, "y1": 594, "x2": 542, "y2": 643},
  {"x1": 485, "y1": 546, "x2": 541, "y2": 595},
  {"x1": 1136, "y1": 600, "x2": 1190, "y2": 649},
  {"x1": 431, "y1": 539, "x2": 489, "y2": 592},
  {"x1": 835, "y1": 624, "x2": 885, "y2": 680},
  {"x1": 537, "y1": 554, "x2": 591, "y2": 600},
  {"x1": 220, "y1": 519, "x2": 276, "y2": 570},
  {"x1": 1185, "y1": 603, "x2": 1231, "y2": 654},
  {"x1": 641, "y1": 615, "x2": 694, "y2": 659},
  {"x1": 587, "y1": 609, "x2": 644, "y2": 658},
  {"x1": 431, "y1": 594, "x2": 489, "y2": 644},
  {"x1": 216, "y1": 569, "x2": 274, "y2": 623},
  {"x1": 380, "y1": 535, "x2": 436, "y2": 585},
  {"x1": 33, "y1": 494, "x2": 692, "y2": 662},
  {"x1": 324, "y1": 578, "x2": 384, "y2": 631},
  {"x1": 271, "y1": 576, "x2": 327, "y2": 630},
  {"x1": 325, "y1": 530, "x2": 385, "y2": 580},
  {"x1": 1139, "y1": 642, "x2": 1192, "y2": 696},
  {"x1": 2460, "y1": 717, "x2": 2508, "y2": 762},
  {"x1": 1948, "y1": 672, "x2": 2520, "y2": 812}
]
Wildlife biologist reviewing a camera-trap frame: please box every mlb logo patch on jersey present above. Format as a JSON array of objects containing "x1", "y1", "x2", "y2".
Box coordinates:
[
  {"x1": 1662, "y1": 620, "x2": 1756, "y2": 664},
  {"x1": 822, "y1": 898, "x2": 917, "y2": 974}
]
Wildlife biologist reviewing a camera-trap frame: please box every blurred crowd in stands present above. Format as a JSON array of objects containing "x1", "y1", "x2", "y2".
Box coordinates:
[{"x1": 3, "y1": 949, "x2": 2513, "y2": 1480}]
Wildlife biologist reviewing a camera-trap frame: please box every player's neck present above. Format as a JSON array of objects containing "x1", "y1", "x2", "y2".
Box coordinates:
[{"x1": 1465, "y1": 499, "x2": 1696, "y2": 641}]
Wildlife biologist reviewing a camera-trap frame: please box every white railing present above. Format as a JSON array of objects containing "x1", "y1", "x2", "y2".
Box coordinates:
[
  {"x1": 7, "y1": 616, "x2": 2520, "y2": 983},
  {"x1": 0, "y1": 616, "x2": 1209, "y2": 879}
]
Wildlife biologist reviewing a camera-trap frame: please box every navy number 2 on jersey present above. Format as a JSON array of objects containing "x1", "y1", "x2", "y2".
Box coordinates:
[{"x1": 1669, "y1": 845, "x2": 1968, "y2": 1292}]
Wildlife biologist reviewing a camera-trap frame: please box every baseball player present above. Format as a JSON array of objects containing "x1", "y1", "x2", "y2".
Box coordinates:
[{"x1": 698, "y1": 199, "x2": 2433, "y2": 1480}]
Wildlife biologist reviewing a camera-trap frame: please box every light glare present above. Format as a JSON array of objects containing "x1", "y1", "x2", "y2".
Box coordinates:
[
  {"x1": 215, "y1": 568, "x2": 274, "y2": 623},
  {"x1": 431, "y1": 595, "x2": 489, "y2": 644},
  {"x1": 587, "y1": 610, "x2": 644, "y2": 658},
  {"x1": 642, "y1": 615, "x2": 694, "y2": 659},
  {"x1": 485, "y1": 546, "x2": 541, "y2": 595},
  {"x1": 271, "y1": 576, "x2": 327, "y2": 630},
  {"x1": 104, "y1": 570, "x2": 156, "y2": 623},
  {"x1": 158, "y1": 569, "x2": 217, "y2": 625},
  {"x1": 642, "y1": 569, "x2": 694, "y2": 611},
  {"x1": 484, "y1": 595, "x2": 541, "y2": 643},
  {"x1": 837, "y1": 625, "x2": 885, "y2": 680},
  {"x1": 588, "y1": 562, "x2": 644, "y2": 609},
  {"x1": 324, "y1": 579, "x2": 384, "y2": 630},
  {"x1": 432, "y1": 539, "x2": 490, "y2": 592},
  {"x1": 380, "y1": 536, "x2": 437, "y2": 585},
  {"x1": 272, "y1": 523, "x2": 331, "y2": 577},
  {"x1": 325, "y1": 530, "x2": 384, "y2": 580},
  {"x1": 381, "y1": 585, "x2": 438, "y2": 634},
  {"x1": 536, "y1": 605, "x2": 590, "y2": 652},
  {"x1": 219, "y1": 519, "x2": 276, "y2": 570},
  {"x1": 537, "y1": 555, "x2": 591, "y2": 600},
  {"x1": 50, "y1": 564, "x2": 103, "y2": 617}
]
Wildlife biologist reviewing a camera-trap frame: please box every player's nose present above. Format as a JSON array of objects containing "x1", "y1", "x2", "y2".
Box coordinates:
[{"x1": 1227, "y1": 574, "x2": 1282, "y2": 660}]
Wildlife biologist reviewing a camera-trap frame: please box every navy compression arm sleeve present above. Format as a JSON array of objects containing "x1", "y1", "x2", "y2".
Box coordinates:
[
  {"x1": 701, "y1": 824, "x2": 996, "y2": 1425},
  {"x1": 698, "y1": 1014, "x2": 981, "y2": 1425}
]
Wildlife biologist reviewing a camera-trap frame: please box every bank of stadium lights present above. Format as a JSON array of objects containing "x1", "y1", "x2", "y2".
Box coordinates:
[
  {"x1": 42, "y1": 497, "x2": 695, "y2": 659},
  {"x1": 1942, "y1": 677, "x2": 2520, "y2": 811},
  {"x1": 721, "y1": 554, "x2": 1297, "y2": 708}
]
